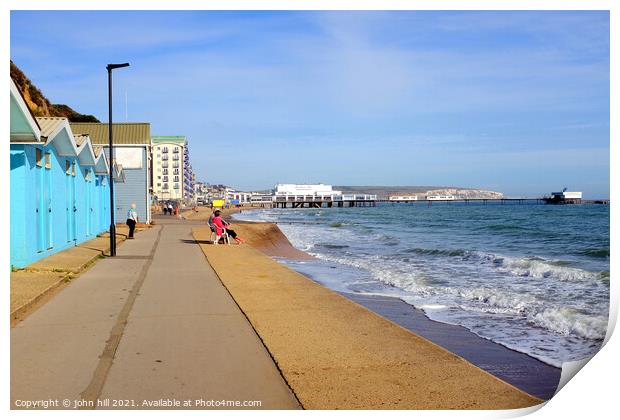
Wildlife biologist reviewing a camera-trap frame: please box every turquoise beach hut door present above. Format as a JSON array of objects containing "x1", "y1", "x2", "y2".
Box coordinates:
[
  {"x1": 86, "y1": 169, "x2": 94, "y2": 237},
  {"x1": 43, "y1": 152, "x2": 53, "y2": 250},
  {"x1": 35, "y1": 150, "x2": 44, "y2": 253},
  {"x1": 66, "y1": 160, "x2": 77, "y2": 244}
]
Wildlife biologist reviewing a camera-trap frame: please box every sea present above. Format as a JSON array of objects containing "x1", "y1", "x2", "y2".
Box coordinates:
[{"x1": 233, "y1": 202, "x2": 610, "y2": 368}]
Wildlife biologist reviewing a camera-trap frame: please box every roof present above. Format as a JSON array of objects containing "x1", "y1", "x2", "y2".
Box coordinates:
[
  {"x1": 36, "y1": 117, "x2": 68, "y2": 138},
  {"x1": 10, "y1": 78, "x2": 41, "y2": 142},
  {"x1": 73, "y1": 134, "x2": 89, "y2": 147},
  {"x1": 151, "y1": 135, "x2": 186, "y2": 145},
  {"x1": 69, "y1": 122, "x2": 151, "y2": 145}
]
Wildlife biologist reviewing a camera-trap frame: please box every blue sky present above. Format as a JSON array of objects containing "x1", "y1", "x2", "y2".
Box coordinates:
[{"x1": 10, "y1": 11, "x2": 610, "y2": 197}]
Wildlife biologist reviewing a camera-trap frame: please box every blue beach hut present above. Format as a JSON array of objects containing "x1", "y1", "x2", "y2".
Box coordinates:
[{"x1": 10, "y1": 79, "x2": 114, "y2": 269}]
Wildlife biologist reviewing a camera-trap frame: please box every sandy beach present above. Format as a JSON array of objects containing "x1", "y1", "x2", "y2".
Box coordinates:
[
  {"x1": 192, "y1": 217, "x2": 548, "y2": 409},
  {"x1": 187, "y1": 206, "x2": 561, "y2": 400}
]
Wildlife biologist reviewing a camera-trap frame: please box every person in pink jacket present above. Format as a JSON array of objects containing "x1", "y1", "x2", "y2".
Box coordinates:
[{"x1": 212, "y1": 210, "x2": 245, "y2": 244}]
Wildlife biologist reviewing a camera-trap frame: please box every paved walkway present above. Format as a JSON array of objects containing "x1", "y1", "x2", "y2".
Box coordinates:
[{"x1": 11, "y1": 216, "x2": 299, "y2": 410}]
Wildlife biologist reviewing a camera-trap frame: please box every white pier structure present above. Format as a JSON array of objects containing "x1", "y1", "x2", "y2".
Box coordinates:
[
  {"x1": 427, "y1": 194, "x2": 455, "y2": 201},
  {"x1": 388, "y1": 195, "x2": 418, "y2": 202},
  {"x1": 273, "y1": 184, "x2": 376, "y2": 208}
]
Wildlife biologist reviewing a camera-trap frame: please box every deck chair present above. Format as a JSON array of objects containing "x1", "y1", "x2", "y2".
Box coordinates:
[{"x1": 211, "y1": 224, "x2": 230, "y2": 245}]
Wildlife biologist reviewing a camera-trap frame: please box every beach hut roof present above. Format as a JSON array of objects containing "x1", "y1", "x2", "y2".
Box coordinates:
[
  {"x1": 10, "y1": 78, "x2": 41, "y2": 142},
  {"x1": 36, "y1": 117, "x2": 80, "y2": 157},
  {"x1": 73, "y1": 134, "x2": 90, "y2": 147},
  {"x1": 69, "y1": 122, "x2": 151, "y2": 146}
]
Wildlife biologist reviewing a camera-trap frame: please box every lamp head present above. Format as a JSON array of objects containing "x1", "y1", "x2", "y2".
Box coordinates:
[{"x1": 107, "y1": 63, "x2": 130, "y2": 71}]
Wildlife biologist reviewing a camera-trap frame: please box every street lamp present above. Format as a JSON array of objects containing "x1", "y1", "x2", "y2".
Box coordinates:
[{"x1": 107, "y1": 62, "x2": 130, "y2": 257}]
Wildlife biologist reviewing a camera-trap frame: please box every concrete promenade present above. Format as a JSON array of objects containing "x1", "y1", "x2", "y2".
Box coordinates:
[{"x1": 11, "y1": 216, "x2": 299, "y2": 410}]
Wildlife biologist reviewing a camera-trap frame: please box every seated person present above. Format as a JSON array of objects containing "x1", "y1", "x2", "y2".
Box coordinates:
[{"x1": 211, "y1": 210, "x2": 245, "y2": 244}]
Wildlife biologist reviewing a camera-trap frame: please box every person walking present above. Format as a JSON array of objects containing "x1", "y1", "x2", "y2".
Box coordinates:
[
  {"x1": 126, "y1": 203, "x2": 138, "y2": 239},
  {"x1": 168, "y1": 203, "x2": 173, "y2": 215}
]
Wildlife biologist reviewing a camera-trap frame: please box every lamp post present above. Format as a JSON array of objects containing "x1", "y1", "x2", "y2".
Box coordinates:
[{"x1": 107, "y1": 62, "x2": 130, "y2": 257}]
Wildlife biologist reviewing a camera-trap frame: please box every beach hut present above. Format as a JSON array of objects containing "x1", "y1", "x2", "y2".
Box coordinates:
[
  {"x1": 70, "y1": 122, "x2": 152, "y2": 224},
  {"x1": 10, "y1": 79, "x2": 113, "y2": 268}
]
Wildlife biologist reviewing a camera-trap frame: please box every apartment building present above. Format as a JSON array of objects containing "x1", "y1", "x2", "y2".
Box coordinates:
[{"x1": 151, "y1": 136, "x2": 185, "y2": 201}]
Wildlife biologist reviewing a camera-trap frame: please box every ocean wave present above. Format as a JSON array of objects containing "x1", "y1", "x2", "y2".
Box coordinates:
[
  {"x1": 530, "y1": 308, "x2": 607, "y2": 340},
  {"x1": 316, "y1": 243, "x2": 350, "y2": 249},
  {"x1": 492, "y1": 255, "x2": 603, "y2": 282},
  {"x1": 455, "y1": 287, "x2": 608, "y2": 340},
  {"x1": 405, "y1": 247, "x2": 468, "y2": 257},
  {"x1": 577, "y1": 248, "x2": 610, "y2": 258},
  {"x1": 457, "y1": 287, "x2": 537, "y2": 315},
  {"x1": 405, "y1": 247, "x2": 603, "y2": 283},
  {"x1": 485, "y1": 224, "x2": 530, "y2": 232}
]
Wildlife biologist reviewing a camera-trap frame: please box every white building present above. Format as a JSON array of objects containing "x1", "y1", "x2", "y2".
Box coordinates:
[
  {"x1": 388, "y1": 195, "x2": 418, "y2": 201},
  {"x1": 250, "y1": 193, "x2": 273, "y2": 204},
  {"x1": 151, "y1": 136, "x2": 186, "y2": 201},
  {"x1": 274, "y1": 183, "x2": 342, "y2": 197},
  {"x1": 427, "y1": 195, "x2": 455, "y2": 201}
]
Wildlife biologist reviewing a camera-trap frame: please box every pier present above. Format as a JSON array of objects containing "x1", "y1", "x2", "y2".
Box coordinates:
[
  {"x1": 380, "y1": 198, "x2": 541, "y2": 205},
  {"x1": 273, "y1": 194, "x2": 377, "y2": 208},
  {"x1": 380, "y1": 198, "x2": 609, "y2": 205}
]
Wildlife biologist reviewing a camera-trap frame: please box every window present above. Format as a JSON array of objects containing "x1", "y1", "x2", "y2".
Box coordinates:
[
  {"x1": 35, "y1": 148, "x2": 43, "y2": 167},
  {"x1": 157, "y1": 176, "x2": 161, "y2": 180},
  {"x1": 174, "y1": 176, "x2": 179, "y2": 182},
  {"x1": 44, "y1": 152, "x2": 52, "y2": 169},
  {"x1": 174, "y1": 183, "x2": 180, "y2": 189},
  {"x1": 72, "y1": 161, "x2": 76, "y2": 176},
  {"x1": 163, "y1": 183, "x2": 169, "y2": 190},
  {"x1": 163, "y1": 176, "x2": 168, "y2": 182},
  {"x1": 162, "y1": 162, "x2": 168, "y2": 168},
  {"x1": 157, "y1": 183, "x2": 161, "y2": 187},
  {"x1": 85, "y1": 169, "x2": 92, "y2": 182},
  {"x1": 174, "y1": 147, "x2": 179, "y2": 153},
  {"x1": 66, "y1": 160, "x2": 71, "y2": 175}
]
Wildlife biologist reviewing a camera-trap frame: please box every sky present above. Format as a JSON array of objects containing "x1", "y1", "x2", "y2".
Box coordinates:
[{"x1": 10, "y1": 11, "x2": 610, "y2": 197}]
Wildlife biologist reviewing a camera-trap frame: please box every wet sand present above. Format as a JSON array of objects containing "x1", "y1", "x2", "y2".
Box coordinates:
[
  {"x1": 341, "y1": 293, "x2": 560, "y2": 400},
  {"x1": 193, "y1": 223, "x2": 545, "y2": 409}
]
